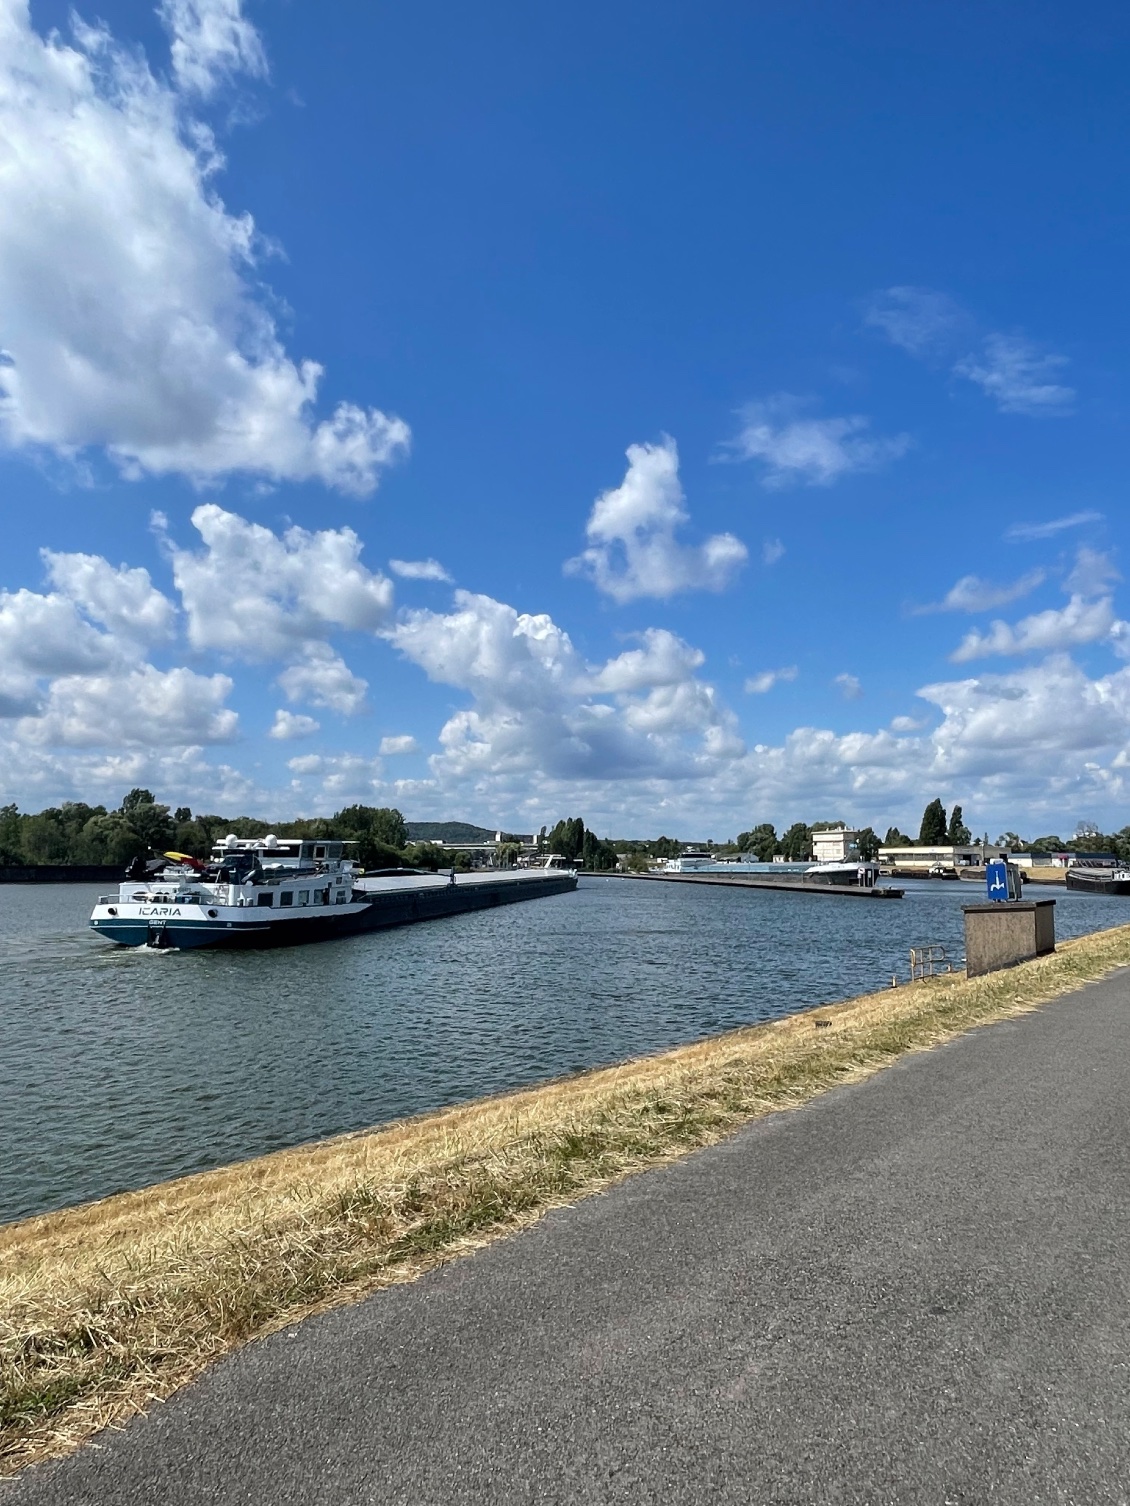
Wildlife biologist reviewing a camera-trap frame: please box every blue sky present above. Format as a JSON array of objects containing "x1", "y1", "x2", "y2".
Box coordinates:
[{"x1": 2, "y1": 0, "x2": 1129, "y2": 838}]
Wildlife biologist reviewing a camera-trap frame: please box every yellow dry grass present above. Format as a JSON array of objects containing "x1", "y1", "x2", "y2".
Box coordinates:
[{"x1": 4, "y1": 922, "x2": 1130, "y2": 1476}]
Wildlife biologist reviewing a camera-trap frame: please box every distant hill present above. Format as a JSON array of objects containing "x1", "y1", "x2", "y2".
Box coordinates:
[{"x1": 405, "y1": 821, "x2": 499, "y2": 845}]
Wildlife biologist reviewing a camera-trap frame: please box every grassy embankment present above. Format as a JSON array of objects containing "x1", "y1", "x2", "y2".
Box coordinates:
[{"x1": 5, "y1": 922, "x2": 1130, "y2": 1475}]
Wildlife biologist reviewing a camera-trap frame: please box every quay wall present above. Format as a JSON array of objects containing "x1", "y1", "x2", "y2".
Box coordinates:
[{"x1": 0, "y1": 865, "x2": 121, "y2": 884}]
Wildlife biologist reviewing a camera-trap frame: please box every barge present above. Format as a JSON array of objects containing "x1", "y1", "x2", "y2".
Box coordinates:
[
  {"x1": 89, "y1": 836, "x2": 577, "y2": 950},
  {"x1": 1064, "y1": 863, "x2": 1130, "y2": 897}
]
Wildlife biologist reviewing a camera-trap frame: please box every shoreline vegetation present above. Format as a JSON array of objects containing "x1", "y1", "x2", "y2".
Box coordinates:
[{"x1": 5, "y1": 925, "x2": 1130, "y2": 1475}]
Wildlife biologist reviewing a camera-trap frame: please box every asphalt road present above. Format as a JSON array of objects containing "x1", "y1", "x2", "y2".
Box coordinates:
[{"x1": 10, "y1": 970, "x2": 1130, "y2": 1505}]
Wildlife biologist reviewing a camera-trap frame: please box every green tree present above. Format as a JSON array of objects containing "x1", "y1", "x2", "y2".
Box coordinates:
[
  {"x1": 736, "y1": 823, "x2": 777, "y2": 862},
  {"x1": 119, "y1": 789, "x2": 173, "y2": 851},
  {"x1": 498, "y1": 842, "x2": 522, "y2": 868},
  {"x1": 546, "y1": 817, "x2": 586, "y2": 862},
  {"x1": 626, "y1": 851, "x2": 650, "y2": 872},
  {"x1": 650, "y1": 835, "x2": 682, "y2": 859},
  {"x1": 0, "y1": 804, "x2": 21, "y2": 864},
  {"x1": 995, "y1": 832, "x2": 1025, "y2": 851},
  {"x1": 404, "y1": 842, "x2": 446, "y2": 871},
  {"x1": 332, "y1": 805, "x2": 409, "y2": 850},
  {"x1": 779, "y1": 822, "x2": 812, "y2": 861},
  {"x1": 856, "y1": 826, "x2": 881, "y2": 861},
  {"x1": 20, "y1": 812, "x2": 68, "y2": 864},
  {"x1": 581, "y1": 829, "x2": 617, "y2": 870},
  {"x1": 918, "y1": 798, "x2": 948, "y2": 845},
  {"x1": 883, "y1": 827, "x2": 912, "y2": 848},
  {"x1": 945, "y1": 804, "x2": 972, "y2": 845},
  {"x1": 1029, "y1": 834, "x2": 1065, "y2": 853}
]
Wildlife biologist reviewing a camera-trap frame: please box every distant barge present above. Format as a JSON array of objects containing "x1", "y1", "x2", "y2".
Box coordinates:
[
  {"x1": 89, "y1": 837, "x2": 577, "y2": 950},
  {"x1": 607, "y1": 871, "x2": 903, "y2": 899}
]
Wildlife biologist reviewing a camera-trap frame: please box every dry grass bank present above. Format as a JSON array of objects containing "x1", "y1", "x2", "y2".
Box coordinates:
[{"x1": 5, "y1": 923, "x2": 1130, "y2": 1475}]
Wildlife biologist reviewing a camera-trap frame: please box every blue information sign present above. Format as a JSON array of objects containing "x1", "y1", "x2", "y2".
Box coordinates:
[{"x1": 986, "y1": 859, "x2": 1011, "y2": 902}]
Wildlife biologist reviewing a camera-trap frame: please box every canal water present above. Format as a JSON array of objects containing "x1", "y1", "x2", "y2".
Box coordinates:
[{"x1": 3, "y1": 877, "x2": 1128, "y2": 1224}]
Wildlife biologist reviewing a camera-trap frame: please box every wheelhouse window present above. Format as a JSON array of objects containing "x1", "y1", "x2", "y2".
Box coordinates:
[
  {"x1": 314, "y1": 846, "x2": 327, "y2": 860},
  {"x1": 279, "y1": 892, "x2": 293, "y2": 907},
  {"x1": 298, "y1": 891, "x2": 309, "y2": 905},
  {"x1": 257, "y1": 892, "x2": 274, "y2": 907}
]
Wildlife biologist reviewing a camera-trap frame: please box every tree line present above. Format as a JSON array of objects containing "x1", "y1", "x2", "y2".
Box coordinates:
[
  {"x1": 5, "y1": 791, "x2": 1129, "y2": 874},
  {"x1": 0, "y1": 794, "x2": 622, "y2": 873}
]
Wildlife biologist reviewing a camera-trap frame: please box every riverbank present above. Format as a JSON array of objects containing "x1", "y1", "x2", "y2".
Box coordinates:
[{"x1": 5, "y1": 921, "x2": 1130, "y2": 1475}]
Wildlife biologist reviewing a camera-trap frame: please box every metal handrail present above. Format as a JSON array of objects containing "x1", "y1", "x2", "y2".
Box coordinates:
[{"x1": 910, "y1": 944, "x2": 952, "y2": 979}]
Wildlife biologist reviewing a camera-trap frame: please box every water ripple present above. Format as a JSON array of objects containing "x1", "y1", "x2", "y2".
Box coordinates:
[{"x1": 2, "y1": 877, "x2": 1126, "y2": 1223}]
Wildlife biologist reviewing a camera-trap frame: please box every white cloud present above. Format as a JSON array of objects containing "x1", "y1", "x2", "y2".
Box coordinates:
[
  {"x1": 158, "y1": 0, "x2": 267, "y2": 97},
  {"x1": 588, "y1": 629, "x2": 706, "y2": 693},
  {"x1": 919, "y1": 569, "x2": 1046, "y2": 614},
  {"x1": 762, "y1": 537, "x2": 785, "y2": 566},
  {"x1": 0, "y1": 551, "x2": 177, "y2": 726},
  {"x1": 277, "y1": 645, "x2": 368, "y2": 716},
  {"x1": 42, "y1": 551, "x2": 175, "y2": 644},
  {"x1": 566, "y1": 438, "x2": 747, "y2": 602},
  {"x1": 0, "y1": 588, "x2": 120, "y2": 681},
  {"x1": 379, "y1": 734, "x2": 419, "y2": 755},
  {"x1": 17, "y1": 663, "x2": 237, "y2": 747},
  {"x1": 1065, "y1": 546, "x2": 1120, "y2": 599},
  {"x1": 0, "y1": 0, "x2": 408, "y2": 493},
  {"x1": 724, "y1": 396, "x2": 911, "y2": 488},
  {"x1": 954, "y1": 334, "x2": 1074, "y2": 416},
  {"x1": 864, "y1": 286, "x2": 967, "y2": 354},
  {"x1": 170, "y1": 504, "x2": 394, "y2": 659},
  {"x1": 951, "y1": 595, "x2": 1121, "y2": 662},
  {"x1": 388, "y1": 558, "x2": 453, "y2": 583},
  {"x1": 388, "y1": 590, "x2": 743, "y2": 800},
  {"x1": 890, "y1": 715, "x2": 925, "y2": 733},
  {"x1": 269, "y1": 709, "x2": 319, "y2": 740},
  {"x1": 744, "y1": 666, "x2": 798, "y2": 694},
  {"x1": 1005, "y1": 511, "x2": 1102, "y2": 541},
  {"x1": 834, "y1": 673, "x2": 863, "y2": 700}
]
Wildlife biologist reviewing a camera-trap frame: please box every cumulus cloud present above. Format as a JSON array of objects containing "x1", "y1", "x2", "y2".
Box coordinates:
[
  {"x1": 0, "y1": 0, "x2": 408, "y2": 493},
  {"x1": 762, "y1": 538, "x2": 786, "y2": 566},
  {"x1": 744, "y1": 666, "x2": 798, "y2": 694},
  {"x1": 566, "y1": 438, "x2": 747, "y2": 602},
  {"x1": 41, "y1": 551, "x2": 176, "y2": 644},
  {"x1": 0, "y1": 557, "x2": 176, "y2": 720},
  {"x1": 954, "y1": 335, "x2": 1074, "y2": 416},
  {"x1": 18, "y1": 664, "x2": 237, "y2": 747},
  {"x1": 588, "y1": 629, "x2": 706, "y2": 693},
  {"x1": 918, "y1": 569, "x2": 1046, "y2": 614},
  {"x1": 1005, "y1": 511, "x2": 1102, "y2": 542},
  {"x1": 170, "y1": 504, "x2": 393, "y2": 660},
  {"x1": 834, "y1": 673, "x2": 863, "y2": 700},
  {"x1": 950, "y1": 595, "x2": 1121, "y2": 662},
  {"x1": 269, "y1": 709, "x2": 319, "y2": 740},
  {"x1": 724, "y1": 396, "x2": 911, "y2": 488},
  {"x1": 379, "y1": 734, "x2": 419, "y2": 755},
  {"x1": 388, "y1": 590, "x2": 742, "y2": 797},
  {"x1": 277, "y1": 645, "x2": 368, "y2": 716},
  {"x1": 388, "y1": 558, "x2": 453, "y2": 583}
]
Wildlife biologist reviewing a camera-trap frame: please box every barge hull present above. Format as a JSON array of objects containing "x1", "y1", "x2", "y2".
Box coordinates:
[
  {"x1": 611, "y1": 872, "x2": 903, "y2": 898},
  {"x1": 91, "y1": 872, "x2": 578, "y2": 950}
]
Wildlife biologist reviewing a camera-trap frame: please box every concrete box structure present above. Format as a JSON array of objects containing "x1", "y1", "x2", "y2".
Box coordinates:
[
  {"x1": 811, "y1": 826, "x2": 860, "y2": 863},
  {"x1": 963, "y1": 900, "x2": 1056, "y2": 978}
]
